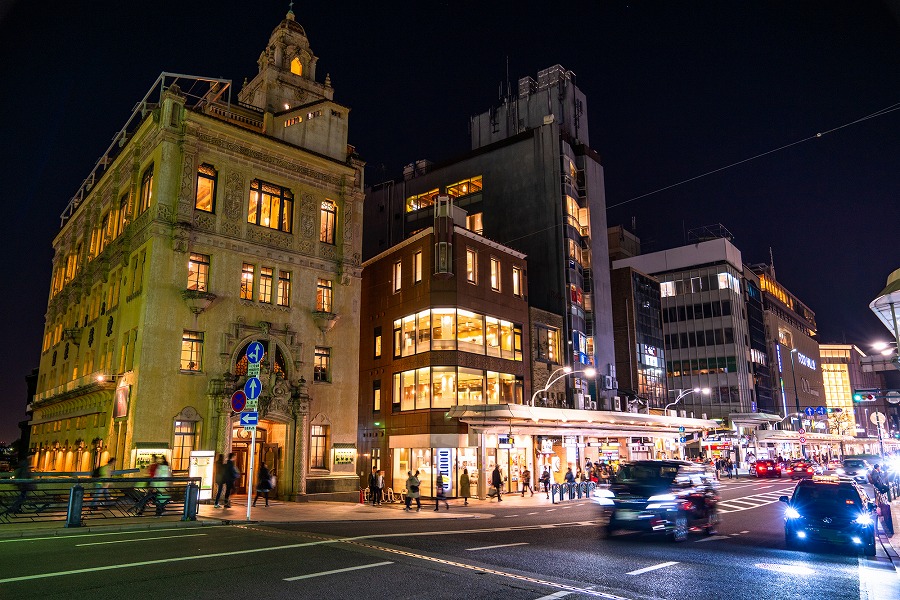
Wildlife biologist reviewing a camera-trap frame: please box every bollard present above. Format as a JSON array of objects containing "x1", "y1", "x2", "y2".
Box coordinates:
[
  {"x1": 182, "y1": 482, "x2": 199, "y2": 521},
  {"x1": 551, "y1": 483, "x2": 559, "y2": 504},
  {"x1": 66, "y1": 484, "x2": 84, "y2": 528}
]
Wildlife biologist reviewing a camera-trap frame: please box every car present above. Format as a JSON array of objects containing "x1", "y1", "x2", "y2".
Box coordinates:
[
  {"x1": 789, "y1": 461, "x2": 816, "y2": 480},
  {"x1": 780, "y1": 475, "x2": 877, "y2": 556},
  {"x1": 595, "y1": 460, "x2": 720, "y2": 542},
  {"x1": 752, "y1": 459, "x2": 782, "y2": 478},
  {"x1": 836, "y1": 458, "x2": 870, "y2": 484}
]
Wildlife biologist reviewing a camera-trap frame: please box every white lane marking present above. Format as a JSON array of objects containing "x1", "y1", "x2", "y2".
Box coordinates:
[
  {"x1": 760, "y1": 485, "x2": 773, "y2": 489},
  {"x1": 740, "y1": 530, "x2": 750, "y2": 534},
  {"x1": 284, "y1": 561, "x2": 393, "y2": 581},
  {"x1": 626, "y1": 561, "x2": 679, "y2": 575},
  {"x1": 528, "y1": 512, "x2": 539, "y2": 515},
  {"x1": 504, "y1": 515, "x2": 519, "y2": 518},
  {"x1": 0, "y1": 525, "x2": 229, "y2": 544},
  {"x1": 561, "y1": 506, "x2": 572, "y2": 509},
  {"x1": 535, "y1": 592, "x2": 571, "y2": 600},
  {"x1": 547, "y1": 508, "x2": 557, "y2": 512},
  {"x1": 76, "y1": 533, "x2": 207, "y2": 546},
  {"x1": 694, "y1": 535, "x2": 731, "y2": 543},
  {"x1": 467, "y1": 542, "x2": 530, "y2": 551}
]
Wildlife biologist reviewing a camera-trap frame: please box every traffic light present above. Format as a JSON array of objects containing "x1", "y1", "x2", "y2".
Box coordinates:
[{"x1": 853, "y1": 391, "x2": 876, "y2": 402}]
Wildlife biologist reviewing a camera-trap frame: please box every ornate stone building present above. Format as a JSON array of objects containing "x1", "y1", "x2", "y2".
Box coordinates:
[{"x1": 28, "y1": 10, "x2": 363, "y2": 500}]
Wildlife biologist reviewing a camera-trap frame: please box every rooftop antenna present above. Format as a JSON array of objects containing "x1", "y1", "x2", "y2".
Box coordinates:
[
  {"x1": 769, "y1": 246, "x2": 776, "y2": 278},
  {"x1": 631, "y1": 216, "x2": 636, "y2": 232}
]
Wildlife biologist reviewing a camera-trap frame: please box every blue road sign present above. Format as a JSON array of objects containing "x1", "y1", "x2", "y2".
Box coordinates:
[
  {"x1": 678, "y1": 426, "x2": 685, "y2": 433},
  {"x1": 240, "y1": 411, "x2": 258, "y2": 426},
  {"x1": 804, "y1": 407, "x2": 815, "y2": 416},
  {"x1": 679, "y1": 437, "x2": 686, "y2": 443},
  {"x1": 230, "y1": 390, "x2": 247, "y2": 413},
  {"x1": 244, "y1": 377, "x2": 262, "y2": 400},
  {"x1": 246, "y1": 341, "x2": 264, "y2": 364},
  {"x1": 815, "y1": 406, "x2": 826, "y2": 416}
]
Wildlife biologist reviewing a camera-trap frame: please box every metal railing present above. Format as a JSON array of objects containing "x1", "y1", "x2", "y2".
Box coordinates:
[
  {"x1": 0, "y1": 477, "x2": 200, "y2": 527},
  {"x1": 551, "y1": 481, "x2": 597, "y2": 503}
]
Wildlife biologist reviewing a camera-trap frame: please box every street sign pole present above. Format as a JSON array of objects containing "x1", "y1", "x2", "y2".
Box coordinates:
[{"x1": 246, "y1": 426, "x2": 256, "y2": 521}]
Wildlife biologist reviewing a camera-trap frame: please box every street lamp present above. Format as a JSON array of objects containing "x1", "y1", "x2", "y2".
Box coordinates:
[
  {"x1": 664, "y1": 387, "x2": 711, "y2": 414},
  {"x1": 789, "y1": 348, "x2": 806, "y2": 458},
  {"x1": 530, "y1": 365, "x2": 597, "y2": 407}
]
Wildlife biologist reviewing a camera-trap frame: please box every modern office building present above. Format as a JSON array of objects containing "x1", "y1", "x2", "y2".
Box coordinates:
[
  {"x1": 363, "y1": 65, "x2": 617, "y2": 411},
  {"x1": 28, "y1": 11, "x2": 364, "y2": 500},
  {"x1": 820, "y1": 344, "x2": 872, "y2": 439}
]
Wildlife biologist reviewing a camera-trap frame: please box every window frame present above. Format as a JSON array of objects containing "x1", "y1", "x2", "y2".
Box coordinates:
[
  {"x1": 187, "y1": 253, "x2": 210, "y2": 292},
  {"x1": 139, "y1": 165, "x2": 154, "y2": 214},
  {"x1": 316, "y1": 278, "x2": 333, "y2": 312},
  {"x1": 392, "y1": 260, "x2": 402, "y2": 293},
  {"x1": 259, "y1": 266, "x2": 274, "y2": 303},
  {"x1": 512, "y1": 266, "x2": 523, "y2": 297},
  {"x1": 180, "y1": 330, "x2": 203, "y2": 372},
  {"x1": 466, "y1": 248, "x2": 477, "y2": 284},
  {"x1": 277, "y1": 270, "x2": 291, "y2": 307},
  {"x1": 490, "y1": 256, "x2": 501, "y2": 292},
  {"x1": 309, "y1": 425, "x2": 329, "y2": 470},
  {"x1": 195, "y1": 164, "x2": 217, "y2": 213},
  {"x1": 314, "y1": 346, "x2": 331, "y2": 382},
  {"x1": 413, "y1": 250, "x2": 423, "y2": 284},
  {"x1": 320, "y1": 199, "x2": 337, "y2": 244},
  {"x1": 240, "y1": 263, "x2": 255, "y2": 300},
  {"x1": 248, "y1": 179, "x2": 294, "y2": 233}
]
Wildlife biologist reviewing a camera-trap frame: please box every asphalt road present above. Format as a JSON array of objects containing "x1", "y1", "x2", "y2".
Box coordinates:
[{"x1": 0, "y1": 479, "x2": 897, "y2": 600}]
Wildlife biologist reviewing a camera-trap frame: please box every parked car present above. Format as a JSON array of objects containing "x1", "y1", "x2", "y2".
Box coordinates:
[
  {"x1": 751, "y1": 459, "x2": 782, "y2": 478},
  {"x1": 595, "y1": 460, "x2": 720, "y2": 542},
  {"x1": 780, "y1": 476, "x2": 876, "y2": 556}
]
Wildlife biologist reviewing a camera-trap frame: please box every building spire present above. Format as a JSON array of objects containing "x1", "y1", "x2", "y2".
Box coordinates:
[{"x1": 287, "y1": 1, "x2": 295, "y2": 20}]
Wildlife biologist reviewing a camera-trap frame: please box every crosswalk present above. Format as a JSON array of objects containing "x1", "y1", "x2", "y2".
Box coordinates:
[{"x1": 717, "y1": 489, "x2": 790, "y2": 513}]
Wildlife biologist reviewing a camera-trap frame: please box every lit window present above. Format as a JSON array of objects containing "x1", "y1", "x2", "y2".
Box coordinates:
[
  {"x1": 467, "y1": 212, "x2": 483, "y2": 235},
  {"x1": 259, "y1": 267, "x2": 273, "y2": 303},
  {"x1": 413, "y1": 251, "x2": 423, "y2": 283},
  {"x1": 536, "y1": 327, "x2": 559, "y2": 363},
  {"x1": 314, "y1": 347, "x2": 331, "y2": 382},
  {"x1": 490, "y1": 257, "x2": 500, "y2": 291},
  {"x1": 277, "y1": 270, "x2": 291, "y2": 307},
  {"x1": 374, "y1": 327, "x2": 382, "y2": 359},
  {"x1": 115, "y1": 194, "x2": 128, "y2": 237},
  {"x1": 310, "y1": 425, "x2": 328, "y2": 469},
  {"x1": 320, "y1": 200, "x2": 337, "y2": 244},
  {"x1": 512, "y1": 266, "x2": 523, "y2": 297},
  {"x1": 466, "y1": 249, "x2": 477, "y2": 284},
  {"x1": 240, "y1": 263, "x2": 254, "y2": 300},
  {"x1": 373, "y1": 380, "x2": 381, "y2": 412},
  {"x1": 405, "y1": 188, "x2": 439, "y2": 212},
  {"x1": 195, "y1": 164, "x2": 217, "y2": 212},
  {"x1": 316, "y1": 278, "x2": 333, "y2": 312},
  {"x1": 446, "y1": 175, "x2": 482, "y2": 198},
  {"x1": 660, "y1": 281, "x2": 675, "y2": 298},
  {"x1": 139, "y1": 165, "x2": 154, "y2": 213},
  {"x1": 290, "y1": 57, "x2": 302, "y2": 76},
  {"x1": 187, "y1": 253, "x2": 209, "y2": 291},
  {"x1": 181, "y1": 330, "x2": 203, "y2": 371},
  {"x1": 172, "y1": 421, "x2": 196, "y2": 471},
  {"x1": 393, "y1": 260, "x2": 402, "y2": 293},
  {"x1": 248, "y1": 180, "x2": 293, "y2": 232}
]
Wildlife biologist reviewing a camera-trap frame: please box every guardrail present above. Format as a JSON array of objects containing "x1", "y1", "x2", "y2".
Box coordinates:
[
  {"x1": 0, "y1": 477, "x2": 200, "y2": 527},
  {"x1": 551, "y1": 481, "x2": 596, "y2": 504}
]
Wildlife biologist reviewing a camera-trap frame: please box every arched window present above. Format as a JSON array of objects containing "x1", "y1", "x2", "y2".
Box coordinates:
[
  {"x1": 290, "y1": 57, "x2": 302, "y2": 76},
  {"x1": 234, "y1": 341, "x2": 287, "y2": 377}
]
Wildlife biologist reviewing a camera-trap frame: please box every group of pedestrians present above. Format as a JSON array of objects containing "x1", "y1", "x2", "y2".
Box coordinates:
[
  {"x1": 715, "y1": 457, "x2": 734, "y2": 479},
  {"x1": 211, "y1": 452, "x2": 275, "y2": 508}
]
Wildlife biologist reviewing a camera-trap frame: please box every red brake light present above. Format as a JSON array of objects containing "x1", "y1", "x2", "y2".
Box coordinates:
[{"x1": 807, "y1": 468, "x2": 813, "y2": 473}]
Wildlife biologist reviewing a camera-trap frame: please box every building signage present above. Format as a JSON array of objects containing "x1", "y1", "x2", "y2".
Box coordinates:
[
  {"x1": 563, "y1": 436, "x2": 577, "y2": 447},
  {"x1": 188, "y1": 450, "x2": 216, "y2": 500},
  {"x1": 437, "y1": 448, "x2": 451, "y2": 491},
  {"x1": 113, "y1": 385, "x2": 129, "y2": 418},
  {"x1": 333, "y1": 446, "x2": 355, "y2": 464},
  {"x1": 541, "y1": 438, "x2": 555, "y2": 453},
  {"x1": 796, "y1": 352, "x2": 816, "y2": 370},
  {"x1": 498, "y1": 435, "x2": 513, "y2": 449}
]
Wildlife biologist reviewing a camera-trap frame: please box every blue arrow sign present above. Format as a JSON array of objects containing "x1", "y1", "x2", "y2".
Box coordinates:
[
  {"x1": 815, "y1": 406, "x2": 826, "y2": 416},
  {"x1": 679, "y1": 437, "x2": 686, "y2": 443},
  {"x1": 240, "y1": 411, "x2": 258, "y2": 426},
  {"x1": 246, "y1": 341, "x2": 264, "y2": 364},
  {"x1": 244, "y1": 377, "x2": 262, "y2": 400},
  {"x1": 804, "y1": 407, "x2": 815, "y2": 416}
]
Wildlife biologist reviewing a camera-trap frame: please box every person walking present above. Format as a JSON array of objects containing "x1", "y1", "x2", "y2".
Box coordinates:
[
  {"x1": 725, "y1": 458, "x2": 734, "y2": 479},
  {"x1": 374, "y1": 469, "x2": 384, "y2": 505},
  {"x1": 491, "y1": 465, "x2": 503, "y2": 502},
  {"x1": 540, "y1": 467, "x2": 552, "y2": 498},
  {"x1": 521, "y1": 467, "x2": 533, "y2": 497},
  {"x1": 151, "y1": 456, "x2": 171, "y2": 516},
  {"x1": 434, "y1": 473, "x2": 450, "y2": 511},
  {"x1": 10, "y1": 455, "x2": 35, "y2": 513},
  {"x1": 253, "y1": 462, "x2": 272, "y2": 507},
  {"x1": 95, "y1": 457, "x2": 116, "y2": 506},
  {"x1": 459, "y1": 468, "x2": 471, "y2": 506},
  {"x1": 368, "y1": 466, "x2": 378, "y2": 506},
  {"x1": 405, "y1": 470, "x2": 421, "y2": 511},
  {"x1": 222, "y1": 452, "x2": 239, "y2": 509},
  {"x1": 213, "y1": 453, "x2": 226, "y2": 508}
]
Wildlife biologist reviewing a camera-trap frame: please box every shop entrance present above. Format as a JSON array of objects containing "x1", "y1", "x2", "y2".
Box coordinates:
[{"x1": 231, "y1": 425, "x2": 280, "y2": 495}]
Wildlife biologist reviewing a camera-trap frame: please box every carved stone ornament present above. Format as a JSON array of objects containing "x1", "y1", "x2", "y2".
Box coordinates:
[{"x1": 224, "y1": 170, "x2": 245, "y2": 220}]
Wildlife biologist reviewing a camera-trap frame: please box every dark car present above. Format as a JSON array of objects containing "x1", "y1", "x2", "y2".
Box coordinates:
[
  {"x1": 836, "y1": 458, "x2": 870, "y2": 484},
  {"x1": 780, "y1": 476, "x2": 877, "y2": 556},
  {"x1": 595, "y1": 460, "x2": 720, "y2": 542},
  {"x1": 752, "y1": 459, "x2": 782, "y2": 478},
  {"x1": 789, "y1": 461, "x2": 816, "y2": 480}
]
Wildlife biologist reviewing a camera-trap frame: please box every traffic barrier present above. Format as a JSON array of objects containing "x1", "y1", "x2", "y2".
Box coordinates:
[{"x1": 550, "y1": 481, "x2": 596, "y2": 503}]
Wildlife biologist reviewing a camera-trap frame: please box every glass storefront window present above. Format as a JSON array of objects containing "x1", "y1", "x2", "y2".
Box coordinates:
[
  {"x1": 416, "y1": 367, "x2": 431, "y2": 409},
  {"x1": 401, "y1": 370, "x2": 415, "y2": 411},
  {"x1": 402, "y1": 315, "x2": 416, "y2": 357},
  {"x1": 486, "y1": 317, "x2": 500, "y2": 357},
  {"x1": 457, "y1": 309, "x2": 484, "y2": 354},
  {"x1": 500, "y1": 320, "x2": 514, "y2": 359},
  {"x1": 458, "y1": 367, "x2": 484, "y2": 404},
  {"x1": 417, "y1": 310, "x2": 431, "y2": 352},
  {"x1": 432, "y1": 367, "x2": 456, "y2": 408},
  {"x1": 486, "y1": 371, "x2": 500, "y2": 404},
  {"x1": 432, "y1": 308, "x2": 456, "y2": 350}
]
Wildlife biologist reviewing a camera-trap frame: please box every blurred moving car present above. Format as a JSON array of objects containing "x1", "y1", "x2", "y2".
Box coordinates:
[
  {"x1": 780, "y1": 476, "x2": 877, "y2": 556},
  {"x1": 836, "y1": 458, "x2": 870, "y2": 484},
  {"x1": 595, "y1": 460, "x2": 720, "y2": 542},
  {"x1": 789, "y1": 461, "x2": 816, "y2": 480},
  {"x1": 752, "y1": 459, "x2": 782, "y2": 478}
]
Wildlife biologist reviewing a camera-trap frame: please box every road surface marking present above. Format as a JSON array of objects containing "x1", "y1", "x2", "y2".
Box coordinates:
[
  {"x1": 528, "y1": 512, "x2": 539, "y2": 515},
  {"x1": 284, "y1": 561, "x2": 393, "y2": 581},
  {"x1": 535, "y1": 592, "x2": 571, "y2": 600},
  {"x1": 467, "y1": 542, "x2": 529, "y2": 551},
  {"x1": 760, "y1": 485, "x2": 773, "y2": 489},
  {"x1": 76, "y1": 533, "x2": 207, "y2": 546},
  {"x1": 695, "y1": 535, "x2": 731, "y2": 543},
  {"x1": 626, "y1": 561, "x2": 679, "y2": 575},
  {"x1": 504, "y1": 514, "x2": 519, "y2": 518},
  {"x1": 0, "y1": 525, "x2": 229, "y2": 544},
  {"x1": 547, "y1": 508, "x2": 557, "y2": 512},
  {"x1": 561, "y1": 506, "x2": 572, "y2": 509},
  {"x1": 740, "y1": 530, "x2": 750, "y2": 534}
]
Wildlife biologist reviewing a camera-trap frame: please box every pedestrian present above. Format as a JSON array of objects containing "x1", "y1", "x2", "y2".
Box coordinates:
[
  {"x1": 491, "y1": 465, "x2": 503, "y2": 502},
  {"x1": 459, "y1": 468, "x2": 471, "y2": 506},
  {"x1": 540, "y1": 467, "x2": 551, "y2": 498},
  {"x1": 222, "y1": 452, "x2": 239, "y2": 508},
  {"x1": 521, "y1": 467, "x2": 533, "y2": 496},
  {"x1": 725, "y1": 458, "x2": 733, "y2": 479},
  {"x1": 147, "y1": 454, "x2": 159, "y2": 478},
  {"x1": 150, "y1": 456, "x2": 171, "y2": 516},
  {"x1": 434, "y1": 473, "x2": 450, "y2": 510},
  {"x1": 564, "y1": 467, "x2": 575, "y2": 484},
  {"x1": 374, "y1": 469, "x2": 384, "y2": 505},
  {"x1": 253, "y1": 461, "x2": 272, "y2": 507},
  {"x1": 405, "y1": 470, "x2": 421, "y2": 511},
  {"x1": 10, "y1": 455, "x2": 35, "y2": 513},
  {"x1": 213, "y1": 453, "x2": 226, "y2": 508},
  {"x1": 369, "y1": 466, "x2": 378, "y2": 506}
]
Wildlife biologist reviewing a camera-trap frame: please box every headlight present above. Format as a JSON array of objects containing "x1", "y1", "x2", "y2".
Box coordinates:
[
  {"x1": 855, "y1": 513, "x2": 874, "y2": 526},
  {"x1": 785, "y1": 507, "x2": 801, "y2": 519}
]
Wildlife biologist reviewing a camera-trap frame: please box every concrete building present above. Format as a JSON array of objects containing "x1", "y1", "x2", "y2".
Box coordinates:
[
  {"x1": 364, "y1": 65, "x2": 617, "y2": 411},
  {"x1": 29, "y1": 11, "x2": 364, "y2": 500}
]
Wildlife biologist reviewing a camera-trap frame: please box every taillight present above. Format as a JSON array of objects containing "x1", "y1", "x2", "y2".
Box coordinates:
[{"x1": 807, "y1": 468, "x2": 813, "y2": 473}]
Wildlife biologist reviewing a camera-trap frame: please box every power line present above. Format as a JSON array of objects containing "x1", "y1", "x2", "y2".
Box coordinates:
[{"x1": 606, "y1": 102, "x2": 900, "y2": 210}]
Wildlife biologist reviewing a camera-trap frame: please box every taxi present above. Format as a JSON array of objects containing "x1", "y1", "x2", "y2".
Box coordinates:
[{"x1": 779, "y1": 475, "x2": 877, "y2": 556}]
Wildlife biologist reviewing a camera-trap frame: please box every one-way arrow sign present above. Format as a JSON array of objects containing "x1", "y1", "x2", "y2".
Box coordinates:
[{"x1": 240, "y1": 411, "x2": 258, "y2": 426}]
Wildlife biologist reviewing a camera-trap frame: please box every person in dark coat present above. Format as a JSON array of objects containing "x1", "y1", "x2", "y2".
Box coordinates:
[
  {"x1": 222, "y1": 452, "x2": 239, "y2": 509},
  {"x1": 213, "y1": 453, "x2": 226, "y2": 508},
  {"x1": 10, "y1": 455, "x2": 36, "y2": 513},
  {"x1": 253, "y1": 462, "x2": 272, "y2": 507},
  {"x1": 491, "y1": 465, "x2": 503, "y2": 502},
  {"x1": 459, "y1": 468, "x2": 471, "y2": 506}
]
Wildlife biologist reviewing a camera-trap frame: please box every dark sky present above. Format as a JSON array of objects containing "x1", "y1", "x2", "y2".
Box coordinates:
[{"x1": 1, "y1": 1, "x2": 898, "y2": 442}]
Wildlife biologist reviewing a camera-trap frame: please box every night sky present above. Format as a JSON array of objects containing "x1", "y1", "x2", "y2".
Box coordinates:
[{"x1": 0, "y1": 1, "x2": 898, "y2": 442}]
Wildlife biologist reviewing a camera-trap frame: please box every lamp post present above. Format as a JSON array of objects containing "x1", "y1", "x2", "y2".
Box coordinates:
[
  {"x1": 664, "y1": 387, "x2": 711, "y2": 414},
  {"x1": 789, "y1": 348, "x2": 806, "y2": 458},
  {"x1": 530, "y1": 365, "x2": 597, "y2": 407}
]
